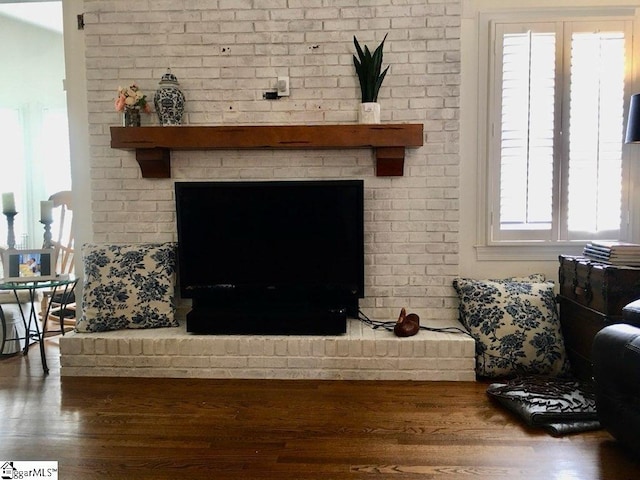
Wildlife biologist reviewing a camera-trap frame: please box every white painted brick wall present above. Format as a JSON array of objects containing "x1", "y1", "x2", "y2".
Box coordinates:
[{"x1": 83, "y1": 0, "x2": 461, "y2": 323}]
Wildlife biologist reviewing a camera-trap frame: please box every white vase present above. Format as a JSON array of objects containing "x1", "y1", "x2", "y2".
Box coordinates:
[{"x1": 359, "y1": 102, "x2": 381, "y2": 124}]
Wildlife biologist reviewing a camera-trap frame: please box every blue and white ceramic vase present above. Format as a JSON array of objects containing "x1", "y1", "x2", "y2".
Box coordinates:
[{"x1": 153, "y1": 69, "x2": 185, "y2": 126}]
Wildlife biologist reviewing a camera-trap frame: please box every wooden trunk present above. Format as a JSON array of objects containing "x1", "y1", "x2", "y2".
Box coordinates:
[
  {"x1": 558, "y1": 255, "x2": 640, "y2": 380},
  {"x1": 559, "y1": 255, "x2": 640, "y2": 314}
]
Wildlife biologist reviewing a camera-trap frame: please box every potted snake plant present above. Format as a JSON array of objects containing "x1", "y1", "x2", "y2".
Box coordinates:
[{"x1": 353, "y1": 33, "x2": 389, "y2": 123}]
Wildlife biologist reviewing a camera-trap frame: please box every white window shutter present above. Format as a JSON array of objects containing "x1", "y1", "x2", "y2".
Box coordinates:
[
  {"x1": 566, "y1": 28, "x2": 625, "y2": 237},
  {"x1": 499, "y1": 30, "x2": 555, "y2": 231}
]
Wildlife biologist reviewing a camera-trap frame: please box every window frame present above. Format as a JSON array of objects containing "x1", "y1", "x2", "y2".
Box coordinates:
[{"x1": 475, "y1": 7, "x2": 639, "y2": 261}]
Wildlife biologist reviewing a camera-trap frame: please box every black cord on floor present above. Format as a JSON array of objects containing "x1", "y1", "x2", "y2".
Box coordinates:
[{"x1": 358, "y1": 309, "x2": 473, "y2": 338}]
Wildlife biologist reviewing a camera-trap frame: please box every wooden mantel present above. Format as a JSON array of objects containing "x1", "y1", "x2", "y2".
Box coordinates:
[{"x1": 110, "y1": 124, "x2": 424, "y2": 178}]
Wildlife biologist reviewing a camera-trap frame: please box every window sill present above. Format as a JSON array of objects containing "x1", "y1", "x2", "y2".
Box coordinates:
[{"x1": 475, "y1": 243, "x2": 584, "y2": 261}]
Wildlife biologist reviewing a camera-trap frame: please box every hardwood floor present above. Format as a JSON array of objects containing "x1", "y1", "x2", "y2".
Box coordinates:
[{"x1": 1, "y1": 337, "x2": 638, "y2": 480}]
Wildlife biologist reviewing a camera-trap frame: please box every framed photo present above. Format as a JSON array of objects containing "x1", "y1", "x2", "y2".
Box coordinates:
[{"x1": 1, "y1": 249, "x2": 58, "y2": 283}]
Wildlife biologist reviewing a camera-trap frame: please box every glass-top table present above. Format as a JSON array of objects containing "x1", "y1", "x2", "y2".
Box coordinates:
[{"x1": 0, "y1": 278, "x2": 77, "y2": 374}]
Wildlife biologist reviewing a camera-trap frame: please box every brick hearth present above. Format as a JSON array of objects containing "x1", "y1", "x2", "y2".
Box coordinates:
[{"x1": 59, "y1": 318, "x2": 475, "y2": 381}]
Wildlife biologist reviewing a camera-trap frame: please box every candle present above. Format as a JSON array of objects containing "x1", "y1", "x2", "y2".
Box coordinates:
[
  {"x1": 40, "y1": 200, "x2": 54, "y2": 223},
  {"x1": 2, "y1": 192, "x2": 15, "y2": 214}
]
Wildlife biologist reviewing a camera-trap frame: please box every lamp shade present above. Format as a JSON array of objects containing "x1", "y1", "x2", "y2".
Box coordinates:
[{"x1": 626, "y1": 93, "x2": 640, "y2": 143}]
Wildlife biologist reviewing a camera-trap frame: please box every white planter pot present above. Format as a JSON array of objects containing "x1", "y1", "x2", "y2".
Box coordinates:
[{"x1": 359, "y1": 102, "x2": 381, "y2": 124}]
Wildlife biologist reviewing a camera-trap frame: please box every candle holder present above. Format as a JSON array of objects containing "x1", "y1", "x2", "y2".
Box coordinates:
[
  {"x1": 3, "y1": 211, "x2": 17, "y2": 249},
  {"x1": 41, "y1": 219, "x2": 53, "y2": 249}
]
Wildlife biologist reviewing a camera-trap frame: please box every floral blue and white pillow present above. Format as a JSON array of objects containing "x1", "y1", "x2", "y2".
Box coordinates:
[
  {"x1": 76, "y1": 243, "x2": 178, "y2": 332},
  {"x1": 453, "y1": 276, "x2": 570, "y2": 378}
]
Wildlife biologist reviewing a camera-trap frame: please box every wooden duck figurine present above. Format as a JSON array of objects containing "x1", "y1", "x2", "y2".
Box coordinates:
[{"x1": 394, "y1": 307, "x2": 420, "y2": 337}]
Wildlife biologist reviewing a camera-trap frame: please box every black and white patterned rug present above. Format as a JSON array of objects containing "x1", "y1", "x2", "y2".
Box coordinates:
[{"x1": 487, "y1": 375, "x2": 601, "y2": 436}]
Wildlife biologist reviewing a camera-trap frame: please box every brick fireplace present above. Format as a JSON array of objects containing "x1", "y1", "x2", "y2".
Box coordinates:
[
  {"x1": 65, "y1": 1, "x2": 467, "y2": 380},
  {"x1": 60, "y1": 134, "x2": 474, "y2": 380}
]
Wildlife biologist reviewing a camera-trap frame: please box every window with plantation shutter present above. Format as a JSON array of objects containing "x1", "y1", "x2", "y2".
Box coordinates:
[
  {"x1": 566, "y1": 29, "x2": 625, "y2": 237},
  {"x1": 498, "y1": 27, "x2": 556, "y2": 235},
  {"x1": 486, "y1": 17, "x2": 632, "y2": 245}
]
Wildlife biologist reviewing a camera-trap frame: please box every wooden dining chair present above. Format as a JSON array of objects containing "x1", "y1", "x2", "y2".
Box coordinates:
[
  {"x1": 49, "y1": 190, "x2": 74, "y2": 276},
  {"x1": 40, "y1": 190, "x2": 76, "y2": 332}
]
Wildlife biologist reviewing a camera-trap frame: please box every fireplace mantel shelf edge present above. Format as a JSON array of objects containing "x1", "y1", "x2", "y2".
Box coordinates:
[{"x1": 110, "y1": 124, "x2": 424, "y2": 178}]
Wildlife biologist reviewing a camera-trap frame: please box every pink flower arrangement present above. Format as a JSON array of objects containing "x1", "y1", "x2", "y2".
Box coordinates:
[{"x1": 115, "y1": 83, "x2": 151, "y2": 113}]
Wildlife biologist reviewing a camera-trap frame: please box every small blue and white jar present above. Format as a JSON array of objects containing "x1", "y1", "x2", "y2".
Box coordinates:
[{"x1": 153, "y1": 69, "x2": 185, "y2": 126}]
